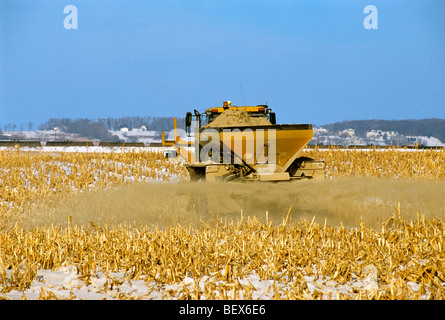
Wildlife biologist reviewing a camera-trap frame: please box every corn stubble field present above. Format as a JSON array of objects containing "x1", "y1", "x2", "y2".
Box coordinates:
[{"x1": 0, "y1": 146, "x2": 444, "y2": 300}]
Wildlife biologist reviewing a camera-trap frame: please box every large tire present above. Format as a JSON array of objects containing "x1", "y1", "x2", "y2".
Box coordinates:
[
  {"x1": 187, "y1": 167, "x2": 206, "y2": 181},
  {"x1": 287, "y1": 156, "x2": 315, "y2": 177},
  {"x1": 224, "y1": 173, "x2": 241, "y2": 182}
]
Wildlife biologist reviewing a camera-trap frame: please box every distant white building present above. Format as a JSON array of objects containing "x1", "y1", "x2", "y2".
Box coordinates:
[
  {"x1": 131, "y1": 125, "x2": 148, "y2": 132},
  {"x1": 366, "y1": 130, "x2": 380, "y2": 139},
  {"x1": 313, "y1": 127, "x2": 328, "y2": 135},
  {"x1": 366, "y1": 130, "x2": 398, "y2": 139},
  {"x1": 339, "y1": 129, "x2": 355, "y2": 137},
  {"x1": 385, "y1": 131, "x2": 398, "y2": 139},
  {"x1": 406, "y1": 136, "x2": 445, "y2": 147}
]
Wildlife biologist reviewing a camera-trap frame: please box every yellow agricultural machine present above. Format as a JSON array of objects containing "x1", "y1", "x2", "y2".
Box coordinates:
[{"x1": 162, "y1": 101, "x2": 325, "y2": 182}]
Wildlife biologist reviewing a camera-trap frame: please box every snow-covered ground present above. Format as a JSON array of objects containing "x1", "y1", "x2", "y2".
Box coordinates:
[
  {"x1": 1, "y1": 130, "x2": 87, "y2": 141},
  {"x1": 3, "y1": 264, "x2": 413, "y2": 300},
  {"x1": 1, "y1": 129, "x2": 162, "y2": 144},
  {"x1": 109, "y1": 129, "x2": 160, "y2": 144},
  {"x1": 0, "y1": 146, "x2": 171, "y2": 153}
]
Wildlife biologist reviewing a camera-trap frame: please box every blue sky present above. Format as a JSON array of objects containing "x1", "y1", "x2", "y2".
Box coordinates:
[{"x1": 1, "y1": 0, "x2": 444, "y2": 128}]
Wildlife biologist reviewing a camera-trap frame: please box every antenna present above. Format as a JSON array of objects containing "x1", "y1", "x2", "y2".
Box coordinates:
[{"x1": 240, "y1": 85, "x2": 246, "y2": 105}]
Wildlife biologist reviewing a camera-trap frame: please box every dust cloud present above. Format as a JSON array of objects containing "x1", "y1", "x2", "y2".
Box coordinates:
[{"x1": 24, "y1": 177, "x2": 445, "y2": 230}]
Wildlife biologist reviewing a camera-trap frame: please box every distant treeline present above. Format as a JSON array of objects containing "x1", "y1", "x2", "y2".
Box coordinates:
[
  {"x1": 39, "y1": 119, "x2": 119, "y2": 141},
  {"x1": 38, "y1": 116, "x2": 185, "y2": 141},
  {"x1": 97, "y1": 116, "x2": 185, "y2": 132},
  {"x1": 321, "y1": 119, "x2": 445, "y2": 142}
]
